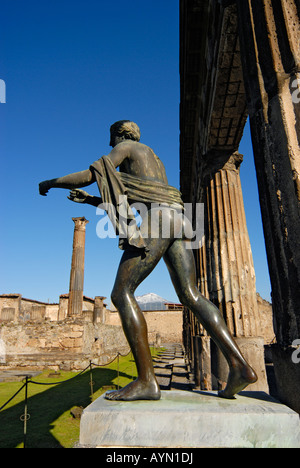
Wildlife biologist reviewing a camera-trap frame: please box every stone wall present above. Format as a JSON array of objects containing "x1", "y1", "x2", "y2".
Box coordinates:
[
  {"x1": 0, "y1": 318, "x2": 129, "y2": 371},
  {"x1": 57, "y1": 295, "x2": 95, "y2": 321},
  {"x1": 256, "y1": 293, "x2": 275, "y2": 345},
  {"x1": 107, "y1": 310, "x2": 183, "y2": 344},
  {"x1": 0, "y1": 293, "x2": 182, "y2": 371},
  {"x1": 0, "y1": 294, "x2": 98, "y2": 323},
  {"x1": 0, "y1": 295, "x2": 21, "y2": 322}
]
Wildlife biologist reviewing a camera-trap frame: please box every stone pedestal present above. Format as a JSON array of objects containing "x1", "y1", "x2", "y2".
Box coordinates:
[{"x1": 79, "y1": 390, "x2": 300, "y2": 448}]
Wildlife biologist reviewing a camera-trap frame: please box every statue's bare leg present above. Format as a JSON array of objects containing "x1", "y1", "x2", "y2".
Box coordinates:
[
  {"x1": 106, "y1": 236, "x2": 171, "y2": 401},
  {"x1": 163, "y1": 240, "x2": 257, "y2": 398}
]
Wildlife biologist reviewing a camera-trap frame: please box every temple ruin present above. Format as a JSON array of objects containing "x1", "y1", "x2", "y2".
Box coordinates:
[
  {"x1": 1, "y1": 0, "x2": 298, "y2": 414},
  {"x1": 180, "y1": 0, "x2": 300, "y2": 412},
  {"x1": 0, "y1": 218, "x2": 183, "y2": 369}
]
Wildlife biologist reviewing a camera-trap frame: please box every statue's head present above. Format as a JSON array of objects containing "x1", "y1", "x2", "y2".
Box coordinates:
[{"x1": 110, "y1": 120, "x2": 141, "y2": 147}]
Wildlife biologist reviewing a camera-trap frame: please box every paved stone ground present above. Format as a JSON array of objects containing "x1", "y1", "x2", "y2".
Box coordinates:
[
  {"x1": 153, "y1": 343, "x2": 194, "y2": 392},
  {"x1": 0, "y1": 343, "x2": 192, "y2": 390}
]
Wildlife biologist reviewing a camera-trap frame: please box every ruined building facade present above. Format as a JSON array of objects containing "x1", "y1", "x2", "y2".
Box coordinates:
[
  {"x1": 0, "y1": 218, "x2": 181, "y2": 370},
  {"x1": 180, "y1": 0, "x2": 300, "y2": 412}
]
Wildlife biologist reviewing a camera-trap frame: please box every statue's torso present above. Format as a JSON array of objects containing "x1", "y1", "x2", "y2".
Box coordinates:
[{"x1": 118, "y1": 141, "x2": 168, "y2": 185}]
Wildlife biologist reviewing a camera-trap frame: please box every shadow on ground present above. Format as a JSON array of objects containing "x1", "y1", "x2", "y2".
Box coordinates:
[{"x1": 0, "y1": 367, "x2": 131, "y2": 448}]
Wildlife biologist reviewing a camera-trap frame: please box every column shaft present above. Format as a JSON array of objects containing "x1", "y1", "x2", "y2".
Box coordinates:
[
  {"x1": 236, "y1": 0, "x2": 300, "y2": 412},
  {"x1": 204, "y1": 152, "x2": 260, "y2": 337},
  {"x1": 202, "y1": 151, "x2": 268, "y2": 391},
  {"x1": 68, "y1": 217, "x2": 89, "y2": 317},
  {"x1": 236, "y1": 0, "x2": 300, "y2": 347}
]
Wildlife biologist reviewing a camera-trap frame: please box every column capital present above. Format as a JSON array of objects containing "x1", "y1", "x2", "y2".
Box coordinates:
[
  {"x1": 222, "y1": 151, "x2": 243, "y2": 172},
  {"x1": 203, "y1": 151, "x2": 244, "y2": 181},
  {"x1": 72, "y1": 217, "x2": 89, "y2": 231}
]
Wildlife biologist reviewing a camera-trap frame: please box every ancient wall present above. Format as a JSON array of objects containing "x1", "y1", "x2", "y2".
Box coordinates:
[
  {"x1": 107, "y1": 310, "x2": 183, "y2": 344},
  {"x1": 0, "y1": 295, "x2": 21, "y2": 322},
  {"x1": 58, "y1": 295, "x2": 95, "y2": 321},
  {"x1": 256, "y1": 293, "x2": 275, "y2": 345},
  {"x1": 0, "y1": 292, "x2": 181, "y2": 371},
  {"x1": 0, "y1": 318, "x2": 129, "y2": 371},
  {"x1": 0, "y1": 294, "x2": 98, "y2": 323}
]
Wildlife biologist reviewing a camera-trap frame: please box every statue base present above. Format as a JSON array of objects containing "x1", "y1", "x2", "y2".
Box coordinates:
[{"x1": 79, "y1": 390, "x2": 300, "y2": 448}]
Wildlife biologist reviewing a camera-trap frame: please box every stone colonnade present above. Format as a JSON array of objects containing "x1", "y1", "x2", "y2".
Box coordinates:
[
  {"x1": 180, "y1": 0, "x2": 300, "y2": 413},
  {"x1": 236, "y1": 0, "x2": 300, "y2": 412}
]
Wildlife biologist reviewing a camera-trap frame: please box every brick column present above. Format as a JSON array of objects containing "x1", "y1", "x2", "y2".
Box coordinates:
[
  {"x1": 236, "y1": 0, "x2": 300, "y2": 411},
  {"x1": 68, "y1": 217, "x2": 89, "y2": 317}
]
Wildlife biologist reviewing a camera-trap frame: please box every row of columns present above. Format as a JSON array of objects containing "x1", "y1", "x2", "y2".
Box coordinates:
[
  {"x1": 237, "y1": 0, "x2": 300, "y2": 349},
  {"x1": 187, "y1": 0, "x2": 299, "y2": 411},
  {"x1": 236, "y1": 0, "x2": 300, "y2": 412}
]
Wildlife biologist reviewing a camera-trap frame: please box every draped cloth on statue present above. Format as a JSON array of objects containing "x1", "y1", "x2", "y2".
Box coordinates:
[{"x1": 90, "y1": 155, "x2": 184, "y2": 253}]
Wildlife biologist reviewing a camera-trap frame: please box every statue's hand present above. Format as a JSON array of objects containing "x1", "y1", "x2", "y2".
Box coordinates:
[
  {"x1": 39, "y1": 180, "x2": 52, "y2": 196},
  {"x1": 68, "y1": 189, "x2": 89, "y2": 204}
]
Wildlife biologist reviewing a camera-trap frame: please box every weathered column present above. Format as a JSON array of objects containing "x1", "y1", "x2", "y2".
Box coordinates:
[
  {"x1": 203, "y1": 151, "x2": 268, "y2": 391},
  {"x1": 193, "y1": 244, "x2": 212, "y2": 390},
  {"x1": 93, "y1": 296, "x2": 107, "y2": 324},
  {"x1": 68, "y1": 217, "x2": 89, "y2": 317},
  {"x1": 236, "y1": 0, "x2": 300, "y2": 411}
]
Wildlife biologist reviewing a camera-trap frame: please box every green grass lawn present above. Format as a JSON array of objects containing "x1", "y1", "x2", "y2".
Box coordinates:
[{"x1": 0, "y1": 349, "x2": 160, "y2": 448}]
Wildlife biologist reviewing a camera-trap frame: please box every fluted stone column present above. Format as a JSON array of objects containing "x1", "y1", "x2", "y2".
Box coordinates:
[
  {"x1": 68, "y1": 217, "x2": 89, "y2": 317},
  {"x1": 194, "y1": 244, "x2": 212, "y2": 390},
  {"x1": 202, "y1": 151, "x2": 268, "y2": 391},
  {"x1": 205, "y1": 152, "x2": 259, "y2": 336},
  {"x1": 236, "y1": 0, "x2": 300, "y2": 411}
]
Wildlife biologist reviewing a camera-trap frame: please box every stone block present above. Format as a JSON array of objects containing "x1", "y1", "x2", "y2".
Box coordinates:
[
  {"x1": 79, "y1": 390, "x2": 300, "y2": 448},
  {"x1": 1, "y1": 308, "x2": 15, "y2": 322}
]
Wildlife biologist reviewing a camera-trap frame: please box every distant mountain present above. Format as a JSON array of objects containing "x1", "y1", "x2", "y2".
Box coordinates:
[
  {"x1": 110, "y1": 293, "x2": 180, "y2": 311},
  {"x1": 135, "y1": 293, "x2": 170, "y2": 304}
]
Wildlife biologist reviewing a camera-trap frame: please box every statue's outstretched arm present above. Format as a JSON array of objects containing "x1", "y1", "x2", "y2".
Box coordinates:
[
  {"x1": 68, "y1": 189, "x2": 102, "y2": 207},
  {"x1": 39, "y1": 169, "x2": 95, "y2": 196}
]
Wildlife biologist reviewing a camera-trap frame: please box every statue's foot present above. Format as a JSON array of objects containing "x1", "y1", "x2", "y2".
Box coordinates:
[
  {"x1": 218, "y1": 363, "x2": 258, "y2": 399},
  {"x1": 105, "y1": 378, "x2": 161, "y2": 401}
]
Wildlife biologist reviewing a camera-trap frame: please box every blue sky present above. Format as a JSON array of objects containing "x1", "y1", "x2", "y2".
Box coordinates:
[{"x1": 0, "y1": 0, "x2": 271, "y2": 306}]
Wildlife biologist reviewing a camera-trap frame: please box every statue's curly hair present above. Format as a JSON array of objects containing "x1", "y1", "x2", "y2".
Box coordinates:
[{"x1": 110, "y1": 120, "x2": 141, "y2": 142}]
